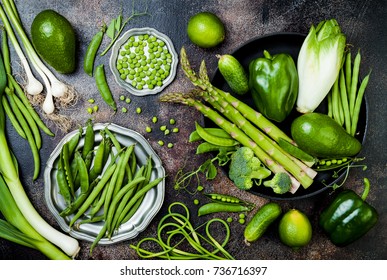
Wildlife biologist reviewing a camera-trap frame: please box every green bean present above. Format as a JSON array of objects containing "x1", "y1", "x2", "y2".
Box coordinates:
[
  {"x1": 87, "y1": 179, "x2": 108, "y2": 218},
  {"x1": 1, "y1": 95, "x2": 25, "y2": 138},
  {"x1": 104, "y1": 126, "x2": 121, "y2": 151},
  {"x1": 198, "y1": 202, "x2": 252, "y2": 216},
  {"x1": 339, "y1": 68, "x2": 351, "y2": 134},
  {"x1": 105, "y1": 176, "x2": 146, "y2": 236},
  {"x1": 90, "y1": 223, "x2": 107, "y2": 255},
  {"x1": 84, "y1": 24, "x2": 106, "y2": 76},
  {"x1": 130, "y1": 202, "x2": 234, "y2": 260},
  {"x1": 12, "y1": 92, "x2": 41, "y2": 149},
  {"x1": 331, "y1": 77, "x2": 343, "y2": 125},
  {"x1": 95, "y1": 64, "x2": 117, "y2": 111},
  {"x1": 345, "y1": 51, "x2": 352, "y2": 94},
  {"x1": 75, "y1": 215, "x2": 104, "y2": 228},
  {"x1": 349, "y1": 50, "x2": 361, "y2": 116},
  {"x1": 351, "y1": 71, "x2": 371, "y2": 136},
  {"x1": 113, "y1": 145, "x2": 134, "y2": 197},
  {"x1": 5, "y1": 89, "x2": 40, "y2": 180},
  {"x1": 112, "y1": 159, "x2": 152, "y2": 230},
  {"x1": 69, "y1": 163, "x2": 117, "y2": 227},
  {"x1": 103, "y1": 149, "x2": 128, "y2": 219},
  {"x1": 82, "y1": 119, "x2": 95, "y2": 159}
]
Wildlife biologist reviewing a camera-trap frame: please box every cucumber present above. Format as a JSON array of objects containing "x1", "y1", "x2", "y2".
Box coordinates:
[
  {"x1": 291, "y1": 112, "x2": 362, "y2": 158},
  {"x1": 244, "y1": 202, "x2": 282, "y2": 244},
  {"x1": 217, "y1": 54, "x2": 249, "y2": 95}
]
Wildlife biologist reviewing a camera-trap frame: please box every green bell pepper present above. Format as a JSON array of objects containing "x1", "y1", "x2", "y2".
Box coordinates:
[
  {"x1": 248, "y1": 50, "x2": 298, "y2": 122},
  {"x1": 319, "y1": 178, "x2": 378, "y2": 246}
]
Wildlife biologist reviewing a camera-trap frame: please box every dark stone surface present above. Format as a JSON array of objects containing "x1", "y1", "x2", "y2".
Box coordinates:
[{"x1": 0, "y1": 0, "x2": 386, "y2": 260}]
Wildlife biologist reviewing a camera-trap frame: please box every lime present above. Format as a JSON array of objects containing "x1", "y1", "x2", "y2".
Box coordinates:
[
  {"x1": 31, "y1": 10, "x2": 76, "y2": 74},
  {"x1": 278, "y1": 209, "x2": 312, "y2": 249},
  {"x1": 187, "y1": 12, "x2": 225, "y2": 48}
]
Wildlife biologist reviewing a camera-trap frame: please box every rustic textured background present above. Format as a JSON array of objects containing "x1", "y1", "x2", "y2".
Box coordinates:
[{"x1": 0, "y1": 0, "x2": 386, "y2": 260}]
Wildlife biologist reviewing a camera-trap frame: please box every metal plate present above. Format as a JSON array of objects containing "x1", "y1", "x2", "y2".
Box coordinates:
[
  {"x1": 109, "y1": 27, "x2": 178, "y2": 96},
  {"x1": 44, "y1": 123, "x2": 165, "y2": 244}
]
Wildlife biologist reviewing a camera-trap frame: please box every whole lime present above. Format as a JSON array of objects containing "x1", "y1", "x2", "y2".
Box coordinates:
[
  {"x1": 278, "y1": 209, "x2": 312, "y2": 249},
  {"x1": 31, "y1": 10, "x2": 77, "y2": 74},
  {"x1": 187, "y1": 12, "x2": 225, "y2": 48}
]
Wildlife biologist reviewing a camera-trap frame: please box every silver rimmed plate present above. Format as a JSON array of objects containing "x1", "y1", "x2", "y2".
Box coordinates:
[
  {"x1": 44, "y1": 123, "x2": 165, "y2": 243},
  {"x1": 110, "y1": 27, "x2": 178, "y2": 96}
]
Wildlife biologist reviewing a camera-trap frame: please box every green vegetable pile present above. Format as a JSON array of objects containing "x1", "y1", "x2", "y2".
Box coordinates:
[{"x1": 55, "y1": 120, "x2": 163, "y2": 254}]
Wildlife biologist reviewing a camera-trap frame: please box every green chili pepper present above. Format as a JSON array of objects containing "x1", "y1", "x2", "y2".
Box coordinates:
[
  {"x1": 319, "y1": 178, "x2": 378, "y2": 246},
  {"x1": 249, "y1": 50, "x2": 298, "y2": 122}
]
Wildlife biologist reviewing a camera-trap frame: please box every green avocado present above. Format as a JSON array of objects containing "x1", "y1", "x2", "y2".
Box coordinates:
[
  {"x1": 291, "y1": 112, "x2": 362, "y2": 158},
  {"x1": 31, "y1": 9, "x2": 76, "y2": 74}
]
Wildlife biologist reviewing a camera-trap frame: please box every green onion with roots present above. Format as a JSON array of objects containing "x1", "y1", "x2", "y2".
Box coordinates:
[{"x1": 0, "y1": 1, "x2": 74, "y2": 115}]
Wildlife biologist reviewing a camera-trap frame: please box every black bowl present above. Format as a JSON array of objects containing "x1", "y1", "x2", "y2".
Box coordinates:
[{"x1": 209, "y1": 32, "x2": 368, "y2": 200}]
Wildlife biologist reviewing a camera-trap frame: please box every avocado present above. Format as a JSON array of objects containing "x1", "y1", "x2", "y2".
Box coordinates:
[
  {"x1": 291, "y1": 112, "x2": 362, "y2": 158},
  {"x1": 31, "y1": 9, "x2": 76, "y2": 74}
]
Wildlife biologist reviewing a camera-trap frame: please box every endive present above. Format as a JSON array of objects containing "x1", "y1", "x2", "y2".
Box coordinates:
[{"x1": 296, "y1": 19, "x2": 346, "y2": 113}]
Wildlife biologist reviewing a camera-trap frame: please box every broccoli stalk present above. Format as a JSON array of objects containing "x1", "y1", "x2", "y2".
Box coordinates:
[
  {"x1": 263, "y1": 172, "x2": 292, "y2": 194},
  {"x1": 228, "y1": 147, "x2": 271, "y2": 190}
]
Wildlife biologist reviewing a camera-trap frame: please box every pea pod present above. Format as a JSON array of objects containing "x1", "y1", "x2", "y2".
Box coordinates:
[
  {"x1": 198, "y1": 202, "x2": 253, "y2": 216},
  {"x1": 189, "y1": 127, "x2": 232, "y2": 142},
  {"x1": 84, "y1": 24, "x2": 106, "y2": 76},
  {"x1": 196, "y1": 142, "x2": 236, "y2": 154},
  {"x1": 195, "y1": 122, "x2": 238, "y2": 147},
  {"x1": 95, "y1": 64, "x2": 117, "y2": 111}
]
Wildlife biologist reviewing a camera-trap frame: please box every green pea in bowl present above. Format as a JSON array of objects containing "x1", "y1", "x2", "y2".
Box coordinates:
[{"x1": 110, "y1": 27, "x2": 178, "y2": 96}]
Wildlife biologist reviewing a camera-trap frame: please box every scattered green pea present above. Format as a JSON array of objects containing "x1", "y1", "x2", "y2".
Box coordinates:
[
  {"x1": 167, "y1": 143, "x2": 173, "y2": 148},
  {"x1": 172, "y1": 127, "x2": 179, "y2": 133},
  {"x1": 196, "y1": 185, "x2": 204, "y2": 192},
  {"x1": 239, "y1": 213, "x2": 246, "y2": 219},
  {"x1": 121, "y1": 107, "x2": 128, "y2": 113},
  {"x1": 87, "y1": 107, "x2": 93, "y2": 114},
  {"x1": 93, "y1": 105, "x2": 99, "y2": 112},
  {"x1": 164, "y1": 129, "x2": 170, "y2": 135},
  {"x1": 125, "y1": 98, "x2": 131, "y2": 104},
  {"x1": 169, "y1": 118, "x2": 176, "y2": 125},
  {"x1": 146, "y1": 126, "x2": 152, "y2": 133},
  {"x1": 88, "y1": 98, "x2": 95, "y2": 104},
  {"x1": 193, "y1": 199, "x2": 199, "y2": 205},
  {"x1": 160, "y1": 125, "x2": 167, "y2": 131},
  {"x1": 158, "y1": 140, "x2": 164, "y2": 146},
  {"x1": 136, "y1": 107, "x2": 142, "y2": 114},
  {"x1": 226, "y1": 217, "x2": 233, "y2": 223},
  {"x1": 239, "y1": 218, "x2": 246, "y2": 225},
  {"x1": 152, "y1": 116, "x2": 158, "y2": 123},
  {"x1": 119, "y1": 95, "x2": 125, "y2": 101}
]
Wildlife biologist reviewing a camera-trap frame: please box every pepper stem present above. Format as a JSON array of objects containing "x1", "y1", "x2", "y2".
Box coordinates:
[{"x1": 361, "y1": 177, "x2": 370, "y2": 201}]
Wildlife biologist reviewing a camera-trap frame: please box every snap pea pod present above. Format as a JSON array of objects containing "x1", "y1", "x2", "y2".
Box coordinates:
[
  {"x1": 195, "y1": 122, "x2": 239, "y2": 147},
  {"x1": 198, "y1": 202, "x2": 253, "y2": 216},
  {"x1": 95, "y1": 64, "x2": 117, "y2": 111},
  {"x1": 82, "y1": 119, "x2": 95, "y2": 159},
  {"x1": 189, "y1": 127, "x2": 232, "y2": 142},
  {"x1": 89, "y1": 136, "x2": 107, "y2": 182},
  {"x1": 196, "y1": 142, "x2": 237, "y2": 154},
  {"x1": 83, "y1": 24, "x2": 106, "y2": 76}
]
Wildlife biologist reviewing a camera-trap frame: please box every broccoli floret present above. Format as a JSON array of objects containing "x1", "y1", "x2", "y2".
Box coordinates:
[
  {"x1": 263, "y1": 172, "x2": 292, "y2": 194},
  {"x1": 228, "y1": 147, "x2": 271, "y2": 190}
]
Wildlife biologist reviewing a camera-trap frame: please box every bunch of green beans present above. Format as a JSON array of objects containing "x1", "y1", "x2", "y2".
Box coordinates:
[
  {"x1": 130, "y1": 202, "x2": 234, "y2": 260},
  {"x1": 327, "y1": 49, "x2": 371, "y2": 137},
  {"x1": 55, "y1": 121, "x2": 163, "y2": 254},
  {"x1": 0, "y1": 29, "x2": 54, "y2": 180}
]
